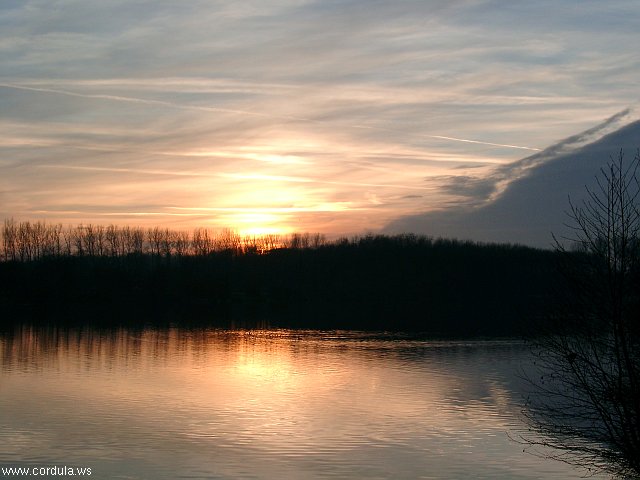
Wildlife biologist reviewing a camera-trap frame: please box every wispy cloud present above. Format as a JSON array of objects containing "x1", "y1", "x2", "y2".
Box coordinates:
[
  {"x1": 0, "y1": 82, "x2": 542, "y2": 151},
  {"x1": 1, "y1": 0, "x2": 639, "y2": 236},
  {"x1": 426, "y1": 108, "x2": 636, "y2": 207},
  {"x1": 0, "y1": 82, "x2": 288, "y2": 118}
]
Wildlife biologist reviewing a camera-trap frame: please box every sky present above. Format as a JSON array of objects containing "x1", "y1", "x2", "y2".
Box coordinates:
[
  {"x1": 1, "y1": 1, "x2": 639, "y2": 238},
  {"x1": 387, "y1": 115, "x2": 640, "y2": 247}
]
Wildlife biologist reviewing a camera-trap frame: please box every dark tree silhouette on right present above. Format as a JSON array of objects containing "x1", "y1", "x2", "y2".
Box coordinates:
[{"x1": 522, "y1": 150, "x2": 640, "y2": 477}]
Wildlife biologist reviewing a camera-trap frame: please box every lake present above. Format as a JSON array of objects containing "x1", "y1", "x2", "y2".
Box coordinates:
[{"x1": 0, "y1": 327, "x2": 602, "y2": 479}]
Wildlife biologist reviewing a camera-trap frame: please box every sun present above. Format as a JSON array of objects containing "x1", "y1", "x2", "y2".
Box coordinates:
[
  {"x1": 240, "y1": 226, "x2": 288, "y2": 237},
  {"x1": 226, "y1": 212, "x2": 293, "y2": 237}
]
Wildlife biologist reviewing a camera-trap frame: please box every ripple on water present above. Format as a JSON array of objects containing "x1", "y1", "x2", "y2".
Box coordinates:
[{"x1": 0, "y1": 328, "x2": 606, "y2": 479}]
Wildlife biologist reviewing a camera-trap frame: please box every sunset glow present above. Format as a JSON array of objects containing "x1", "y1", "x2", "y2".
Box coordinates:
[
  {"x1": 224, "y1": 213, "x2": 289, "y2": 237},
  {"x1": 0, "y1": 2, "x2": 638, "y2": 241}
]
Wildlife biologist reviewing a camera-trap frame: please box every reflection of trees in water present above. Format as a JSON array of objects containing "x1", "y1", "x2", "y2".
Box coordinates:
[
  {"x1": 522, "y1": 151, "x2": 640, "y2": 478},
  {"x1": 1, "y1": 326, "x2": 530, "y2": 416},
  {"x1": 1, "y1": 326, "x2": 266, "y2": 371}
]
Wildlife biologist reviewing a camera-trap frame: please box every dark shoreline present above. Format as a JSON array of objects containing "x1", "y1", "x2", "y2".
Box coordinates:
[{"x1": 1, "y1": 234, "x2": 559, "y2": 336}]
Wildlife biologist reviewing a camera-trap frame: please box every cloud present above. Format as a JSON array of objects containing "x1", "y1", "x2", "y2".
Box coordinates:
[
  {"x1": 0, "y1": 82, "x2": 543, "y2": 152},
  {"x1": 431, "y1": 175, "x2": 497, "y2": 202},
  {"x1": 1, "y1": 1, "x2": 639, "y2": 235},
  {"x1": 385, "y1": 117, "x2": 640, "y2": 247},
  {"x1": 419, "y1": 109, "x2": 636, "y2": 208}
]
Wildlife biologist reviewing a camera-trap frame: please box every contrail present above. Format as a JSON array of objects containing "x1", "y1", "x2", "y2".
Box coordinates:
[
  {"x1": 425, "y1": 134, "x2": 540, "y2": 151},
  {"x1": 0, "y1": 82, "x2": 278, "y2": 118},
  {"x1": 1, "y1": 82, "x2": 541, "y2": 152},
  {"x1": 346, "y1": 124, "x2": 540, "y2": 151}
]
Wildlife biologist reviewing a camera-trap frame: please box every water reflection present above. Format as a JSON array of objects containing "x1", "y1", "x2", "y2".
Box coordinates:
[{"x1": 0, "y1": 327, "x2": 602, "y2": 479}]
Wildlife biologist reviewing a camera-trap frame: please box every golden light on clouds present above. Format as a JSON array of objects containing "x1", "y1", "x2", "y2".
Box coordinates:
[
  {"x1": 1, "y1": 1, "x2": 638, "y2": 242},
  {"x1": 221, "y1": 212, "x2": 289, "y2": 236}
]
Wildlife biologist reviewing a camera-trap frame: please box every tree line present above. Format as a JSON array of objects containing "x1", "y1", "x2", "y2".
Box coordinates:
[
  {"x1": 4, "y1": 151, "x2": 638, "y2": 477},
  {"x1": 0, "y1": 223, "x2": 558, "y2": 336},
  {"x1": 1, "y1": 219, "x2": 327, "y2": 261}
]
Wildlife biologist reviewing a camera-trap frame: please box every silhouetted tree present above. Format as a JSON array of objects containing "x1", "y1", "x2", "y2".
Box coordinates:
[
  {"x1": 0, "y1": 217, "x2": 555, "y2": 334},
  {"x1": 2, "y1": 219, "x2": 17, "y2": 261},
  {"x1": 173, "y1": 230, "x2": 191, "y2": 257},
  {"x1": 192, "y1": 228, "x2": 213, "y2": 256},
  {"x1": 106, "y1": 225, "x2": 120, "y2": 257},
  {"x1": 523, "y1": 150, "x2": 640, "y2": 477}
]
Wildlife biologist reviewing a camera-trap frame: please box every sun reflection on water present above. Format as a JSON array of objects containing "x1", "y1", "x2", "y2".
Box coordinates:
[{"x1": 0, "y1": 327, "x2": 606, "y2": 479}]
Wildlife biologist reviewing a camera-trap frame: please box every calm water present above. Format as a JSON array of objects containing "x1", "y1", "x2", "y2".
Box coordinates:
[{"x1": 0, "y1": 327, "x2": 602, "y2": 479}]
